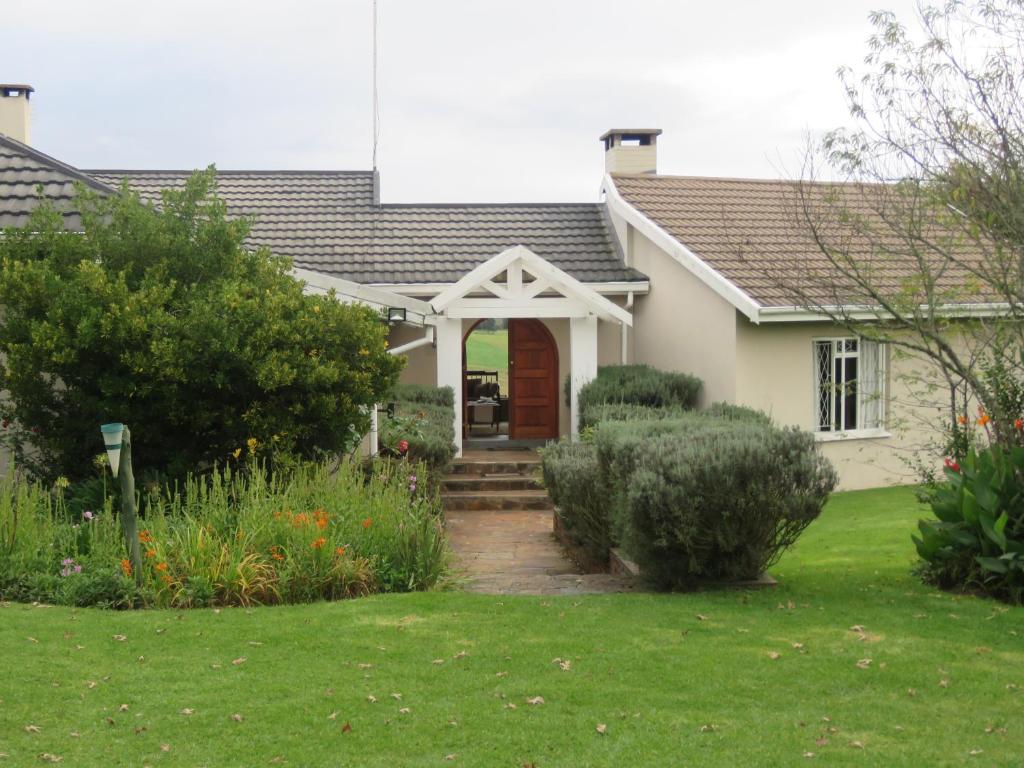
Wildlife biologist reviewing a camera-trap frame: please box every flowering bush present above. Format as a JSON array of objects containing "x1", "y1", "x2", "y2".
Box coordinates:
[
  {"x1": 915, "y1": 445, "x2": 1024, "y2": 604},
  {"x1": 0, "y1": 457, "x2": 449, "y2": 608}
]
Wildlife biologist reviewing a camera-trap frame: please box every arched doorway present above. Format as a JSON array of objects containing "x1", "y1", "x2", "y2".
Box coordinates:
[{"x1": 462, "y1": 318, "x2": 559, "y2": 441}]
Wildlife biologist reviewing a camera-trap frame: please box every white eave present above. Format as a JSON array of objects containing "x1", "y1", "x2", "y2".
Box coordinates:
[
  {"x1": 371, "y1": 279, "x2": 650, "y2": 297},
  {"x1": 602, "y1": 173, "x2": 763, "y2": 322},
  {"x1": 292, "y1": 267, "x2": 435, "y2": 325}
]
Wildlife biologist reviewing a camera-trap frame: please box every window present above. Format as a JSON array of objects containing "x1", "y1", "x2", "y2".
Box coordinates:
[{"x1": 814, "y1": 338, "x2": 885, "y2": 433}]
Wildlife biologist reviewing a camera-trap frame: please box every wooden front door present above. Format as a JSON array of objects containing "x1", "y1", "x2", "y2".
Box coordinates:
[{"x1": 508, "y1": 319, "x2": 559, "y2": 439}]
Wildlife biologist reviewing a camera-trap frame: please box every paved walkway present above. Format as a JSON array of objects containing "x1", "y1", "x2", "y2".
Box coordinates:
[{"x1": 443, "y1": 450, "x2": 639, "y2": 595}]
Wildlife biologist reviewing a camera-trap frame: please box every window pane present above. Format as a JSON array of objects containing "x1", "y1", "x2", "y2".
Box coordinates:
[
  {"x1": 816, "y1": 342, "x2": 832, "y2": 430},
  {"x1": 844, "y1": 357, "x2": 858, "y2": 430}
]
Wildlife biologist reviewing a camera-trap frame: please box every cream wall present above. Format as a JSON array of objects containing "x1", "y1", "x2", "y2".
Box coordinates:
[
  {"x1": 388, "y1": 324, "x2": 437, "y2": 387},
  {"x1": 734, "y1": 317, "x2": 942, "y2": 490},
  {"x1": 627, "y1": 226, "x2": 737, "y2": 406}
]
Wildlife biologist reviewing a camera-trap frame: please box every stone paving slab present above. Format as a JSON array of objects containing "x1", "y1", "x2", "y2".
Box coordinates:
[{"x1": 444, "y1": 508, "x2": 639, "y2": 595}]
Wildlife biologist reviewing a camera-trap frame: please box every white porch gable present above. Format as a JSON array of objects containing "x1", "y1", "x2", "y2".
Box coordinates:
[
  {"x1": 429, "y1": 246, "x2": 631, "y2": 454},
  {"x1": 430, "y1": 245, "x2": 633, "y2": 326}
]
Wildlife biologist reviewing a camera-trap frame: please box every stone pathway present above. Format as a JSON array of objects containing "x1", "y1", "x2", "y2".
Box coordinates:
[{"x1": 442, "y1": 449, "x2": 639, "y2": 595}]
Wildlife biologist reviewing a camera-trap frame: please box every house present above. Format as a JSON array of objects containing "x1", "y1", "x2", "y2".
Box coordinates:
[{"x1": 0, "y1": 85, "x2": 954, "y2": 489}]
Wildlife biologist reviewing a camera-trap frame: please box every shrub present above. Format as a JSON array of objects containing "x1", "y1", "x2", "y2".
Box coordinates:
[
  {"x1": 539, "y1": 441, "x2": 608, "y2": 560},
  {"x1": 391, "y1": 384, "x2": 455, "y2": 409},
  {"x1": 614, "y1": 423, "x2": 836, "y2": 587},
  {"x1": 914, "y1": 446, "x2": 1024, "y2": 604},
  {"x1": 380, "y1": 386, "x2": 457, "y2": 478},
  {"x1": 577, "y1": 364, "x2": 702, "y2": 419},
  {"x1": 578, "y1": 402, "x2": 689, "y2": 431},
  {"x1": 0, "y1": 170, "x2": 402, "y2": 481},
  {"x1": 0, "y1": 458, "x2": 449, "y2": 608},
  {"x1": 704, "y1": 401, "x2": 774, "y2": 425}
]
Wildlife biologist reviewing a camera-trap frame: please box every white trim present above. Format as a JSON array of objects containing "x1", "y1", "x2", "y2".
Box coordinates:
[
  {"x1": 814, "y1": 428, "x2": 892, "y2": 443},
  {"x1": 430, "y1": 245, "x2": 634, "y2": 326},
  {"x1": 388, "y1": 326, "x2": 435, "y2": 356},
  {"x1": 292, "y1": 268, "x2": 435, "y2": 324},
  {"x1": 370, "y1": 280, "x2": 650, "y2": 297},
  {"x1": 602, "y1": 174, "x2": 763, "y2": 322},
  {"x1": 758, "y1": 302, "x2": 1013, "y2": 323}
]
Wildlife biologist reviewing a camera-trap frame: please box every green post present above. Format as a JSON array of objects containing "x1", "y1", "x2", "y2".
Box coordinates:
[{"x1": 118, "y1": 426, "x2": 143, "y2": 586}]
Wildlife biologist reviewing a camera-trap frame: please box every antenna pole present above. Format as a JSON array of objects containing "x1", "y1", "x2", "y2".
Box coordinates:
[{"x1": 372, "y1": 0, "x2": 379, "y2": 170}]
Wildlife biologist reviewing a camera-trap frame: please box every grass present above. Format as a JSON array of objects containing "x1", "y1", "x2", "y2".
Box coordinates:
[
  {"x1": 2, "y1": 486, "x2": 1023, "y2": 766},
  {"x1": 465, "y1": 328, "x2": 509, "y2": 393}
]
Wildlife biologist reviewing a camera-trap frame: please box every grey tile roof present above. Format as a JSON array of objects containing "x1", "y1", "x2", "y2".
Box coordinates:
[
  {"x1": 86, "y1": 171, "x2": 644, "y2": 285},
  {"x1": 0, "y1": 139, "x2": 643, "y2": 286},
  {"x1": 0, "y1": 135, "x2": 115, "y2": 229}
]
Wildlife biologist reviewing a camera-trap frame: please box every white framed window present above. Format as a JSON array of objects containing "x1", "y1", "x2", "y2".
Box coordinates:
[{"x1": 813, "y1": 337, "x2": 886, "y2": 434}]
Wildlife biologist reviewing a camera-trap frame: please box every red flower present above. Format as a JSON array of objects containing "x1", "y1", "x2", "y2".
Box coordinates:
[
  {"x1": 944, "y1": 457, "x2": 960, "y2": 473},
  {"x1": 397, "y1": 439, "x2": 409, "y2": 455},
  {"x1": 1015, "y1": 418, "x2": 1023, "y2": 431}
]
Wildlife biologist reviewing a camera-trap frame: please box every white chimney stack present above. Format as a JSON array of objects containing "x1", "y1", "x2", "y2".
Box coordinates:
[
  {"x1": 601, "y1": 128, "x2": 661, "y2": 175},
  {"x1": 0, "y1": 84, "x2": 34, "y2": 145}
]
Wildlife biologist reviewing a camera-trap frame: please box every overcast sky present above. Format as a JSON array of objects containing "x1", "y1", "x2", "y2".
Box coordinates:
[{"x1": 5, "y1": 0, "x2": 919, "y2": 202}]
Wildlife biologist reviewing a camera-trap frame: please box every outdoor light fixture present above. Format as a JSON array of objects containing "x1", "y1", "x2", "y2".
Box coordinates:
[
  {"x1": 387, "y1": 306, "x2": 407, "y2": 324},
  {"x1": 100, "y1": 422, "x2": 125, "y2": 477}
]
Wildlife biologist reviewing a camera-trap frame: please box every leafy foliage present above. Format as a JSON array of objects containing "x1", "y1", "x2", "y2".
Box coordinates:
[
  {"x1": 0, "y1": 170, "x2": 402, "y2": 480},
  {"x1": 0, "y1": 458, "x2": 449, "y2": 608},
  {"x1": 542, "y1": 366, "x2": 833, "y2": 586},
  {"x1": 599, "y1": 419, "x2": 836, "y2": 587},
  {"x1": 379, "y1": 385, "x2": 457, "y2": 477},
  {"x1": 915, "y1": 446, "x2": 1024, "y2": 603}
]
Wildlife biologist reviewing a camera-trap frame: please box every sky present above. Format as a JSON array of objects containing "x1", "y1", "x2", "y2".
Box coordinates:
[{"x1": 4, "y1": 0, "x2": 920, "y2": 203}]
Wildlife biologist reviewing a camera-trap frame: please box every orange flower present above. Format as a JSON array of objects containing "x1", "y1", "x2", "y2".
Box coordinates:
[
  {"x1": 362, "y1": 518, "x2": 373, "y2": 529},
  {"x1": 145, "y1": 548, "x2": 156, "y2": 559},
  {"x1": 120, "y1": 559, "x2": 132, "y2": 577},
  {"x1": 977, "y1": 413, "x2": 991, "y2": 427},
  {"x1": 269, "y1": 545, "x2": 285, "y2": 562},
  {"x1": 311, "y1": 537, "x2": 326, "y2": 550},
  {"x1": 138, "y1": 530, "x2": 153, "y2": 544},
  {"x1": 956, "y1": 415, "x2": 968, "y2": 425},
  {"x1": 155, "y1": 562, "x2": 169, "y2": 572},
  {"x1": 292, "y1": 512, "x2": 310, "y2": 528},
  {"x1": 316, "y1": 518, "x2": 328, "y2": 531},
  {"x1": 335, "y1": 546, "x2": 347, "y2": 557},
  {"x1": 160, "y1": 573, "x2": 173, "y2": 586}
]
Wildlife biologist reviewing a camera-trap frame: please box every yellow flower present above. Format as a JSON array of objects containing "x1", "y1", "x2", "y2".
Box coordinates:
[
  {"x1": 313, "y1": 304, "x2": 321, "y2": 314},
  {"x1": 247, "y1": 437, "x2": 259, "y2": 455},
  {"x1": 232, "y1": 447, "x2": 242, "y2": 459},
  {"x1": 54, "y1": 476, "x2": 70, "y2": 490}
]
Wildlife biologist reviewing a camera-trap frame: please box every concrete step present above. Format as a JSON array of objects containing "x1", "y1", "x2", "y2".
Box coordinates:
[
  {"x1": 441, "y1": 489, "x2": 554, "y2": 511},
  {"x1": 442, "y1": 475, "x2": 541, "y2": 492}
]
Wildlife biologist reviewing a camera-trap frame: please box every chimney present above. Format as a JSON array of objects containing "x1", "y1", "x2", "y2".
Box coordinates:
[
  {"x1": 0, "y1": 84, "x2": 34, "y2": 145},
  {"x1": 600, "y1": 128, "x2": 661, "y2": 175}
]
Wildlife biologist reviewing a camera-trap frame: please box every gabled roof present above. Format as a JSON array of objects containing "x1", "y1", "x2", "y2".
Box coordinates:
[
  {"x1": 0, "y1": 135, "x2": 115, "y2": 228},
  {"x1": 608, "y1": 172, "x2": 986, "y2": 314},
  {"x1": 84, "y1": 170, "x2": 644, "y2": 286}
]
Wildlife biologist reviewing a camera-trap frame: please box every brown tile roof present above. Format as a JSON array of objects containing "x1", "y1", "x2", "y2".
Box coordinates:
[{"x1": 611, "y1": 173, "x2": 980, "y2": 308}]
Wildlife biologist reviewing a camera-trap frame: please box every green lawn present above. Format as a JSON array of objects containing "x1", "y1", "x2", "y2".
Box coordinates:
[
  {"x1": 465, "y1": 329, "x2": 509, "y2": 393},
  {"x1": 3, "y1": 487, "x2": 1023, "y2": 766}
]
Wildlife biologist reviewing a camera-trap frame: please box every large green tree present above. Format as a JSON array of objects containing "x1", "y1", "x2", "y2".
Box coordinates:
[{"x1": 0, "y1": 169, "x2": 402, "y2": 480}]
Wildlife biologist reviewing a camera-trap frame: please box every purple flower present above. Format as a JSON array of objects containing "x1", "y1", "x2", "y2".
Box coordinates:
[
  {"x1": 60, "y1": 558, "x2": 82, "y2": 577},
  {"x1": 82, "y1": 510, "x2": 94, "y2": 522}
]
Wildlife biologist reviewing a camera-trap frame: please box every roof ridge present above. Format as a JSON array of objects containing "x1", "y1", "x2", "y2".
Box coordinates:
[
  {"x1": 0, "y1": 134, "x2": 118, "y2": 195},
  {"x1": 612, "y1": 172, "x2": 865, "y2": 187},
  {"x1": 85, "y1": 168, "x2": 375, "y2": 177}
]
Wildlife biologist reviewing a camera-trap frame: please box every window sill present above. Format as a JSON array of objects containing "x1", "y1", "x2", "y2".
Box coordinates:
[{"x1": 814, "y1": 428, "x2": 892, "y2": 443}]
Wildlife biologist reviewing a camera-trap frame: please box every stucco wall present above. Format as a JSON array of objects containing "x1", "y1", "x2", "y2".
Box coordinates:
[
  {"x1": 627, "y1": 227, "x2": 736, "y2": 406},
  {"x1": 735, "y1": 316, "x2": 943, "y2": 490},
  {"x1": 388, "y1": 325, "x2": 437, "y2": 387}
]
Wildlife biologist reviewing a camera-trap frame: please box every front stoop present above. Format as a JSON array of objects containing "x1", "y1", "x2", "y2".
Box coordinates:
[{"x1": 442, "y1": 450, "x2": 639, "y2": 595}]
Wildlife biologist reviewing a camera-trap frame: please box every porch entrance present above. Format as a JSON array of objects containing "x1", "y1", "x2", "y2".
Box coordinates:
[{"x1": 462, "y1": 318, "x2": 558, "y2": 442}]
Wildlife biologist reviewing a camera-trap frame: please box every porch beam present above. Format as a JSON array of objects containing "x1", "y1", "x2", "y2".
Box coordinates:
[
  {"x1": 445, "y1": 298, "x2": 593, "y2": 319},
  {"x1": 434, "y1": 317, "x2": 464, "y2": 458},
  {"x1": 569, "y1": 316, "x2": 599, "y2": 438}
]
